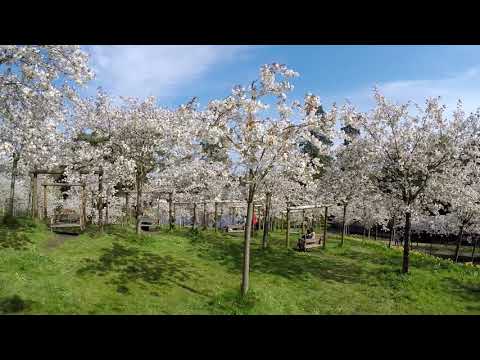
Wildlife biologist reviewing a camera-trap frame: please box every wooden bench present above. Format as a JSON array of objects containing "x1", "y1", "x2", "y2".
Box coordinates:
[
  {"x1": 50, "y1": 211, "x2": 82, "y2": 232},
  {"x1": 226, "y1": 224, "x2": 245, "y2": 233},
  {"x1": 297, "y1": 234, "x2": 321, "y2": 251},
  {"x1": 139, "y1": 216, "x2": 155, "y2": 231}
]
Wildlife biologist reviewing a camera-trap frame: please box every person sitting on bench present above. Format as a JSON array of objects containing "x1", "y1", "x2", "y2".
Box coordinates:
[{"x1": 298, "y1": 228, "x2": 315, "y2": 250}]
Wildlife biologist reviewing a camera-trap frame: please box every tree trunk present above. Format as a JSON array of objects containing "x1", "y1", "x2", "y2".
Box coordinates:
[
  {"x1": 262, "y1": 192, "x2": 272, "y2": 250},
  {"x1": 301, "y1": 209, "x2": 306, "y2": 236},
  {"x1": 471, "y1": 237, "x2": 477, "y2": 263},
  {"x1": 402, "y1": 211, "x2": 412, "y2": 273},
  {"x1": 98, "y1": 168, "x2": 104, "y2": 230},
  {"x1": 388, "y1": 217, "x2": 395, "y2": 248},
  {"x1": 375, "y1": 226, "x2": 378, "y2": 241},
  {"x1": 341, "y1": 203, "x2": 347, "y2": 247},
  {"x1": 285, "y1": 206, "x2": 291, "y2": 248},
  {"x1": 454, "y1": 226, "x2": 464, "y2": 263},
  {"x1": 43, "y1": 185, "x2": 47, "y2": 220},
  {"x1": 192, "y1": 203, "x2": 197, "y2": 230},
  {"x1": 31, "y1": 171, "x2": 38, "y2": 219},
  {"x1": 323, "y1": 206, "x2": 328, "y2": 248},
  {"x1": 135, "y1": 172, "x2": 143, "y2": 235},
  {"x1": 241, "y1": 183, "x2": 255, "y2": 297},
  {"x1": 125, "y1": 192, "x2": 130, "y2": 225},
  {"x1": 214, "y1": 202, "x2": 218, "y2": 232},
  {"x1": 105, "y1": 188, "x2": 109, "y2": 226},
  {"x1": 168, "y1": 192, "x2": 173, "y2": 230},
  {"x1": 81, "y1": 184, "x2": 87, "y2": 230},
  {"x1": 203, "y1": 202, "x2": 207, "y2": 230},
  {"x1": 7, "y1": 153, "x2": 19, "y2": 217}
]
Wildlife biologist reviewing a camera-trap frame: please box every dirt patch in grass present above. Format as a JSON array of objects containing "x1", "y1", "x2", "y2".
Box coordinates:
[{"x1": 45, "y1": 233, "x2": 79, "y2": 250}]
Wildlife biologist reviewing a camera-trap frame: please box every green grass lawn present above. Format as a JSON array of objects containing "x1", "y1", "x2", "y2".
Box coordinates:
[{"x1": 0, "y1": 217, "x2": 479, "y2": 314}]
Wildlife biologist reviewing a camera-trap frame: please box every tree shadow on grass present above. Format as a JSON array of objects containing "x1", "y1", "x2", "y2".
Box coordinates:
[
  {"x1": 77, "y1": 242, "x2": 207, "y2": 296},
  {"x1": 441, "y1": 277, "x2": 480, "y2": 312},
  {"x1": 0, "y1": 228, "x2": 33, "y2": 250},
  {"x1": 188, "y1": 231, "x2": 368, "y2": 286},
  {"x1": 0, "y1": 295, "x2": 33, "y2": 314}
]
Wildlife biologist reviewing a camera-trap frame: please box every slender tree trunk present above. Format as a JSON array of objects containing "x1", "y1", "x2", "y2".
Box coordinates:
[
  {"x1": 31, "y1": 171, "x2": 38, "y2": 219},
  {"x1": 388, "y1": 217, "x2": 395, "y2": 248},
  {"x1": 341, "y1": 203, "x2": 347, "y2": 247},
  {"x1": 105, "y1": 188, "x2": 109, "y2": 226},
  {"x1": 43, "y1": 185, "x2": 47, "y2": 221},
  {"x1": 262, "y1": 192, "x2": 272, "y2": 249},
  {"x1": 7, "y1": 153, "x2": 19, "y2": 217},
  {"x1": 241, "y1": 183, "x2": 255, "y2": 297},
  {"x1": 285, "y1": 206, "x2": 291, "y2": 248},
  {"x1": 375, "y1": 226, "x2": 378, "y2": 241},
  {"x1": 98, "y1": 168, "x2": 104, "y2": 230},
  {"x1": 214, "y1": 202, "x2": 218, "y2": 232},
  {"x1": 454, "y1": 226, "x2": 464, "y2": 263},
  {"x1": 323, "y1": 206, "x2": 328, "y2": 248},
  {"x1": 402, "y1": 211, "x2": 412, "y2": 273},
  {"x1": 135, "y1": 172, "x2": 143, "y2": 235},
  {"x1": 471, "y1": 237, "x2": 477, "y2": 263},
  {"x1": 368, "y1": 227, "x2": 371, "y2": 240},
  {"x1": 203, "y1": 202, "x2": 207, "y2": 230},
  {"x1": 125, "y1": 192, "x2": 130, "y2": 225},
  {"x1": 192, "y1": 203, "x2": 197, "y2": 230},
  {"x1": 168, "y1": 192, "x2": 173, "y2": 230}
]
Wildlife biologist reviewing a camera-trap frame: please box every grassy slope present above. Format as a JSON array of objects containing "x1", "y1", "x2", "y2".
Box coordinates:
[{"x1": 0, "y1": 218, "x2": 479, "y2": 314}]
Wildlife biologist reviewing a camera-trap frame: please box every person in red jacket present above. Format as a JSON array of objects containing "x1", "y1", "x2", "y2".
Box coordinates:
[{"x1": 252, "y1": 211, "x2": 259, "y2": 230}]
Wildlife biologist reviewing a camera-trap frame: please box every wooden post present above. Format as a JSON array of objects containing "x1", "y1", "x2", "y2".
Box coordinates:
[
  {"x1": 169, "y1": 192, "x2": 173, "y2": 230},
  {"x1": 43, "y1": 184, "x2": 47, "y2": 221},
  {"x1": 214, "y1": 202, "x2": 218, "y2": 232},
  {"x1": 286, "y1": 205, "x2": 291, "y2": 248},
  {"x1": 323, "y1": 206, "x2": 328, "y2": 249}
]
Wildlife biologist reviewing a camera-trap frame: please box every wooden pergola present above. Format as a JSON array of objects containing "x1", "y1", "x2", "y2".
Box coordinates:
[
  {"x1": 42, "y1": 182, "x2": 87, "y2": 231},
  {"x1": 283, "y1": 203, "x2": 334, "y2": 249},
  {"x1": 30, "y1": 167, "x2": 101, "y2": 220}
]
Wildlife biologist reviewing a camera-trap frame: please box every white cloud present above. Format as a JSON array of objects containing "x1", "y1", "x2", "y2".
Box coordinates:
[
  {"x1": 336, "y1": 66, "x2": 480, "y2": 115},
  {"x1": 85, "y1": 45, "x2": 251, "y2": 99}
]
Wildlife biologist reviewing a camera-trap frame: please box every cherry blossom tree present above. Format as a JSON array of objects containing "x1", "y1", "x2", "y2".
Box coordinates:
[
  {"x1": 0, "y1": 45, "x2": 93, "y2": 217},
  {"x1": 201, "y1": 63, "x2": 337, "y2": 295},
  {"x1": 353, "y1": 91, "x2": 467, "y2": 273}
]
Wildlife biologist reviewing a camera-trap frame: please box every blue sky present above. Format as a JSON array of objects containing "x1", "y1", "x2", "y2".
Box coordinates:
[{"x1": 80, "y1": 45, "x2": 480, "y2": 114}]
